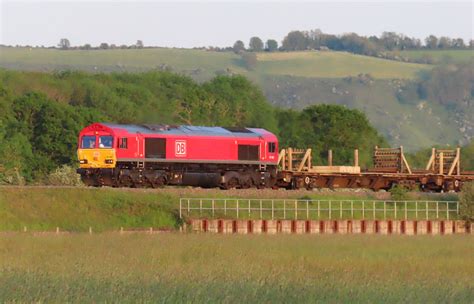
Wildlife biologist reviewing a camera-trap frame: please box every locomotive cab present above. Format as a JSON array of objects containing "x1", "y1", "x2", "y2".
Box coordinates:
[{"x1": 77, "y1": 130, "x2": 116, "y2": 169}]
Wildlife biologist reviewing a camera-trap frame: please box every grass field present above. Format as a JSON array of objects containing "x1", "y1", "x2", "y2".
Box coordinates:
[
  {"x1": 0, "y1": 187, "x2": 459, "y2": 232},
  {"x1": 391, "y1": 49, "x2": 474, "y2": 63},
  {"x1": 1, "y1": 234, "x2": 473, "y2": 302},
  {"x1": 256, "y1": 51, "x2": 428, "y2": 79},
  {"x1": 0, "y1": 47, "x2": 429, "y2": 80}
]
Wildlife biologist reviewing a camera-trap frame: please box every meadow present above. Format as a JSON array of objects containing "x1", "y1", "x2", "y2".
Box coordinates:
[{"x1": 1, "y1": 234, "x2": 473, "y2": 302}]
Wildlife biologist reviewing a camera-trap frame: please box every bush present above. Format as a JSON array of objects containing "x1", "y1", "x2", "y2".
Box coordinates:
[
  {"x1": 459, "y1": 182, "x2": 474, "y2": 223},
  {"x1": 389, "y1": 184, "x2": 409, "y2": 201},
  {"x1": 47, "y1": 165, "x2": 82, "y2": 186}
]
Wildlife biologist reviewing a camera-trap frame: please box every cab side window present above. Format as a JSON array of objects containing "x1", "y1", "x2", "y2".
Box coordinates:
[
  {"x1": 268, "y1": 142, "x2": 276, "y2": 153},
  {"x1": 119, "y1": 138, "x2": 128, "y2": 149}
]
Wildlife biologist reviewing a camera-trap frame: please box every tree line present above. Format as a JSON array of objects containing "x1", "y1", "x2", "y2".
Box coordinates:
[{"x1": 0, "y1": 69, "x2": 386, "y2": 184}]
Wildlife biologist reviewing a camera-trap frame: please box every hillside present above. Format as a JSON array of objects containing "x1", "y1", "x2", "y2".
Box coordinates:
[{"x1": 1, "y1": 47, "x2": 472, "y2": 150}]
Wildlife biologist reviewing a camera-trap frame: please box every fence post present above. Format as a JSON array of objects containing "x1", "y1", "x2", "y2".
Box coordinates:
[
  {"x1": 351, "y1": 200, "x2": 354, "y2": 218},
  {"x1": 248, "y1": 199, "x2": 251, "y2": 217},
  {"x1": 446, "y1": 202, "x2": 449, "y2": 220},
  {"x1": 212, "y1": 199, "x2": 215, "y2": 217},
  {"x1": 260, "y1": 200, "x2": 263, "y2": 219},
  {"x1": 295, "y1": 200, "x2": 298, "y2": 220},
  {"x1": 283, "y1": 200, "x2": 286, "y2": 219},
  {"x1": 224, "y1": 199, "x2": 227, "y2": 216},
  {"x1": 272, "y1": 200, "x2": 274, "y2": 220},
  {"x1": 340, "y1": 201, "x2": 343, "y2": 219},
  {"x1": 179, "y1": 199, "x2": 182, "y2": 219},
  {"x1": 317, "y1": 200, "x2": 320, "y2": 218},
  {"x1": 425, "y1": 201, "x2": 428, "y2": 220},
  {"x1": 306, "y1": 200, "x2": 309, "y2": 220},
  {"x1": 457, "y1": 201, "x2": 459, "y2": 216},
  {"x1": 237, "y1": 200, "x2": 239, "y2": 219},
  {"x1": 362, "y1": 201, "x2": 365, "y2": 219},
  {"x1": 373, "y1": 201, "x2": 376, "y2": 220},
  {"x1": 436, "y1": 201, "x2": 439, "y2": 219},
  {"x1": 404, "y1": 201, "x2": 407, "y2": 220},
  {"x1": 383, "y1": 201, "x2": 386, "y2": 220},
  {"x1": 329, "y1": 200, "x2": 332, "y2": 219},
  {"x1": 394, "y1": 202, "x2": 397, "y2": 219},
  {"x1": 187, "y1": 199, "x2": 190, "y2": 216},
  {"x1": 200, "y1": 199, "x2": 202, "y2": 216},
  {"x1": 415, "y1": 201, "x2": 418, "y2": 219}
]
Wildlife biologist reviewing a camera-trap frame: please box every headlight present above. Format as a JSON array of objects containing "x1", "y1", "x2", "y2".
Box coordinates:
[
  {"x1": 79, "y1": 159, "x2": 88, "y2": 164},
  {"x1": 105, "y1": 159, "x2": 114, "y2": 164}
]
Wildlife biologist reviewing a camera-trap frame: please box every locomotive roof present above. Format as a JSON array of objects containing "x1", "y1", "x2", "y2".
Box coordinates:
[{"x1": 100, "y1": 123, "x2": 274, "y2": 138}]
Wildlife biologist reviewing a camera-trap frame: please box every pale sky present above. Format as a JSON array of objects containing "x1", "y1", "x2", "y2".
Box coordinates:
[{"x1": 1, "y1": 0, "x2": 473, "y2": 48}]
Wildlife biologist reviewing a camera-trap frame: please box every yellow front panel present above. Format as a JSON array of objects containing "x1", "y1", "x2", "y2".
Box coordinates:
[{"x1": 77, "y1": 149, "x2": 116, "y2": 168}]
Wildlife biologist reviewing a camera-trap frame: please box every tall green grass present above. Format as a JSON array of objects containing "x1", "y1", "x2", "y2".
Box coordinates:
[{"x1": 1, "y1": 234, "x2": 473, "y2": 302}]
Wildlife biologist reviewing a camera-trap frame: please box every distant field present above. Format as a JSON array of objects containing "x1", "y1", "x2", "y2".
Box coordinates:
[
  {"x1": 257, "y1": 51, "x2": 429, "y2": 78},
  {"x1": 0, "y1": 47, "x2": 429, "y2": 79},
  {"x1": 1, "y1": 234, "x2": 473, "y2": 302},
  {"x1": 391, "y1": 49, "x2": 474, "y2": 63}
]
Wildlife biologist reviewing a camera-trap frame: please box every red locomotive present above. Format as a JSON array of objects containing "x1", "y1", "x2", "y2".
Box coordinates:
[{"x1": 77, "y1": 123, "x2": 279, "y2": 188}]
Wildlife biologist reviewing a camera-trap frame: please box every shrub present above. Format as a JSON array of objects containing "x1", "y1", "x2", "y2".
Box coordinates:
[
  {"x1": 47, "y1": 165, "x2": 82, "y2": 186},
  {"x1": 389, "y1": 184, "x2": 409, "y2": 201},
  {"x1": 459, "y1": 182, "x2": 474, "y2": 223}
]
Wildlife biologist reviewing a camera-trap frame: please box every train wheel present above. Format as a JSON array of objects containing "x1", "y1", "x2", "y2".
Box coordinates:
[{"x1": 222, "y1": 177, "x2": 239, "y2": 190}]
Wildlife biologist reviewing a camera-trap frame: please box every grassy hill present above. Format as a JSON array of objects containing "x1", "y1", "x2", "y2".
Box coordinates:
[
  {"x1": 1, "y1": 47, "x2": 472, "y2": 150},
  {"x1": 0, "y1": 47, "x2": 428, "y2": 80}
]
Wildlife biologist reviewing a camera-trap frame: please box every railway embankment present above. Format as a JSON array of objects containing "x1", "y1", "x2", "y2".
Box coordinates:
[{"x1": 0, "y1": 186, "x2": 461, "y2": 233}]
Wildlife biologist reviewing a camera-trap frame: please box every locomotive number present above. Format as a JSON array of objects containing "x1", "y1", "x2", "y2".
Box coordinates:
[{"x1": 175, "y1": 140, "x2": 187, "y2": 157}]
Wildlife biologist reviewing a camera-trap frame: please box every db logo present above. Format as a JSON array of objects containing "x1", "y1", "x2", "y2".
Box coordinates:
[{"x1": 175, "y1": 140, "x2": 187, "y2": 157}]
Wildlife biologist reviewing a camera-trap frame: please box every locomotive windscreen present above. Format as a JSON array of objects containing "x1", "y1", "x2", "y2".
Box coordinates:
[
  {"x1": 145, "y1": 138, "x2": 166, "y2": 158},
  {"x1": 238, "y1": 145, "x2": 259, "y2": 161}
]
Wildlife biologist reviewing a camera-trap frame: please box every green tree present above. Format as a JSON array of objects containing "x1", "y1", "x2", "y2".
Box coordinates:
[
  {"x1": 277, "y1": 105, "x2": 386, "y2": 167},
  {"x1": 281, "y1": 31, "x2": 308, "y2": 51},
  {"x1": 249, "y1": 36, "x2": 264, "y2": 52},
  {"x1": 58, "y1": 38, "x2": 70, "y2": 50},
  {"x1": 232, "y1": 40, "x2": 245, "y2": 53},
  {"x1": 265, "y1": 39, "x2": 278, "y2": 52}
]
